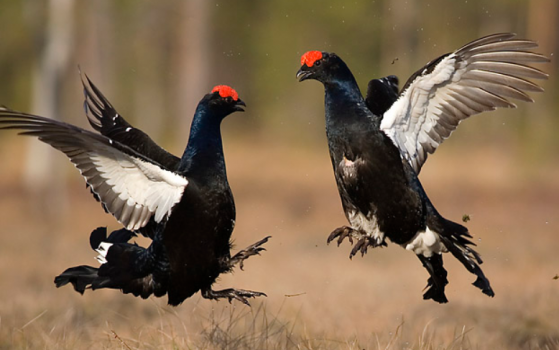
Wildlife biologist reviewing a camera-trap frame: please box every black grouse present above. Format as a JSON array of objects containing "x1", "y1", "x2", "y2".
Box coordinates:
[
  {"x1": 296, "y1": 33, "x2": 548, "y2": 303},
  {"x1": 0, "y1": 83, "x2": 270, "y2": 306}
]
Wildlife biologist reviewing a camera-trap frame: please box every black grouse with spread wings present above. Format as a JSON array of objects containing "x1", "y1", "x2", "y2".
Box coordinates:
[
  {"x1": 0, "y1": 83, "x2": 269, "y2": 306},
  {"x1": 297, "y1": 33, "x2": 548, "y2": 302}
]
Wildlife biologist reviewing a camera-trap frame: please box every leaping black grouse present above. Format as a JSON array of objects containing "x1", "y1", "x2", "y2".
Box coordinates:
[
  {"x1": 296, "y1": 33, "x2": 548, "y2": 303},
  {"x1": 0, "y1": 82, "x2": 270, "y2": 306}
]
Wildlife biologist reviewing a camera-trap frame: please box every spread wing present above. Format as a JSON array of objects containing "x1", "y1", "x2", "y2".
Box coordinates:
[
  {"x1": 0, "y1": 110, "x2": 188, "y2": 231},
  {"x1": 82, "y1": 73, "x2": 180, "y2": 170},
  {"x1": 380, "y1": 33, "x2": 549, "y2": 173}
]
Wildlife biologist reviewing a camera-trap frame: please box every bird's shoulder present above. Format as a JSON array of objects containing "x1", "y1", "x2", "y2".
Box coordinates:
[{"x1": 181, "y1": 170, "x2": 233, "y2": 203}]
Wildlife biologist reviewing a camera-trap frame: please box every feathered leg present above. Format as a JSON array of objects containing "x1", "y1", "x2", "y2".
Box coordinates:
[{"x1": 417, "y1": 253, "x2": 449, "y2": 303}]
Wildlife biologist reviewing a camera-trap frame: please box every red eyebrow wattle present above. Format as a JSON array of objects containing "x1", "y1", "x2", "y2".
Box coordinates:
[
  {"x1": 301, "y1": 51, "x2": 323, "y2": 67},
  {"x1": 211, "y1": 85, "x2": 239, "y2": 101}
]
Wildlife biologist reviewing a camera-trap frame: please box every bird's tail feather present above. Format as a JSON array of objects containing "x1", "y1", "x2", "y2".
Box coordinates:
[
  {"x1": 54, "y1": 265, "x2": 101, "y2": 294},
  {"x1": 439, "y1": 219, "x2": 495, "y2": 297},
  {"x1": 54, "y1": 227, "x2": 165, "y2": 299}
]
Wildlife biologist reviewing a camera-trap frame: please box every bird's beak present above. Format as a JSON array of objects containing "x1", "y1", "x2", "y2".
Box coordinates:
[
  {"x1": 234, "y1": 99, "x2": 246, "y2": 112},
  {"x1": 296, "y1": 67, "x2": 312, "y2": 82}
]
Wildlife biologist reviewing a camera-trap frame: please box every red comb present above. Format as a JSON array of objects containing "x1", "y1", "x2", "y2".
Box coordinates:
[
  {"x1": 211, "y1": 85, "x2": 239, "y2": 101},
  {"x1": 301, "y1": 51, "x2": 323, "y2": 67}
]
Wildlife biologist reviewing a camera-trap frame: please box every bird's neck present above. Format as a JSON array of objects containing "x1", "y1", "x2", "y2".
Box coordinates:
[
  {"x1": 324, "y1": 78, "x2": 372, "y2": 129},
  {"x1": 177, "y1": 106, "x2": 227, "y2": 178}
]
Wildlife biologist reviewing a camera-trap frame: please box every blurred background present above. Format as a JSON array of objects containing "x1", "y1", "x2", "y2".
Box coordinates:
[{"x1": 0, "y1": 0, "x2": 558, "y2": 349}]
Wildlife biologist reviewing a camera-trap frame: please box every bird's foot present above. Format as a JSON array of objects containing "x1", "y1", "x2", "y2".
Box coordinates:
[
  {"x1": 201, "y1": 287, "x2": 267, "y2": 306},
  {"x1": 349, "y1": 236, "x2": 385, "y2": 259},
  {"x1": 327, "y1": 226, "x2": 358, "y2": 246},
  {"x1": 229, "y1": 236, "x2": 271, "y2": 270},
  {"x1": 422, "y1": 277, "x2": 449, "y2": 303}
]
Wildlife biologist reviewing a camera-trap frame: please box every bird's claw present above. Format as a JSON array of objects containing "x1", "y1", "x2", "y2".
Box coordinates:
[
  {"x1": 349, "y1": 236, "x2": 383, "y2": 259},
  {"x1": 230, "y1": 236, "x2": 271, "y2": 270},
  {"x1": 327, "y1": 226, "x2": 355, "y2": 246},
  {"x1": 202, "y1": 288, "x2": 267, "y2": 306}
]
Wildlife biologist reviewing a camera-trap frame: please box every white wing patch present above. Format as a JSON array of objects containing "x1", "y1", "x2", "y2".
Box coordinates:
[
  {"x1": 0, "y1": 112, "x2": 188, "y2": 231},
  {"x1": 69, "y1": 144, "x2": 188, "y2": 230},
  {"x1": 380, "y1": 33, "x2": 548, "y2": 173}
]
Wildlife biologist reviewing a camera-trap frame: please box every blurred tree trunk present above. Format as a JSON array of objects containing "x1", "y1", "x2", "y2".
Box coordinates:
[
  {"x1": 80, "y1": 0, "x2": 113, "y2": 85},
  {"x1": 380, "y1": 0, "x2": 417, "y2": 82},
  {"x1": 173, "y1": 0, "x2": 211, "y2": 138},
  {"x1": 526, "y1": 0, "x2": 558, "y2": 154},
  {"x1": 134, "y1": 5, "x2": 166, "y2": 147},
  {"x1": 527, "y1": 0, "x2": 557, "y2": 77},
  {"x1": 25, "y1": 0, "x2": 74, "y2": 216}
]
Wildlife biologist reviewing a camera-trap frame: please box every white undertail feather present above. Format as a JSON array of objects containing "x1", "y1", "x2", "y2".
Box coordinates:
[
  {"x1": 405, "y1": 227, "x2": 448, "y2": 257},
  {"x1": 95, "y1": 242, "x2": 113, "y2": 264}
]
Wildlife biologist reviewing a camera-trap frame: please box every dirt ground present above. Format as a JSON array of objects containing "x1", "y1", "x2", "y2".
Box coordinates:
[{"x1": 0, "y1": 133, "x2": 558, "y2": 349}]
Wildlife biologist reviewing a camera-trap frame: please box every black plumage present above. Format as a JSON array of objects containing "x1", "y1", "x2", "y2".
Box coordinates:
[
  {"x1": 297, "y1": 33, "x2": 547, "y2": 302},
  {"x1": 365, "y1": 75, "x2": 399, "y2": 117},
  {"x1": 0, "y1": 83, "x2": 270, "y2": 306},
  {"x1": 81, "y1": 74, "x2": 180, "y2": 170}
]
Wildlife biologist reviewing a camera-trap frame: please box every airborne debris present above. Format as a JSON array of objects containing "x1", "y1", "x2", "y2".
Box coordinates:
[{"x1": 462, "y1": 214, "x2": 471, "y2": 223}]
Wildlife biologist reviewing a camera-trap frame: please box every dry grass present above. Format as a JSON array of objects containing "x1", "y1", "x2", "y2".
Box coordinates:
[{"x1": 0, "y1": 136, "x2": 558, "y2": 350}]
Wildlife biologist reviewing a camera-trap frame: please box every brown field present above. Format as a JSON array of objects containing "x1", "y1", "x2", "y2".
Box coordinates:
[{"x1": 0, "y1": 132, "x2": 558, "y2": 349}]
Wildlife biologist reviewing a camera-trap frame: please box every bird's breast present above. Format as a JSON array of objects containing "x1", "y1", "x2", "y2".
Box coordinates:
[{"x1": 339, "y1": 155, "x2": 363, "y2": 181}]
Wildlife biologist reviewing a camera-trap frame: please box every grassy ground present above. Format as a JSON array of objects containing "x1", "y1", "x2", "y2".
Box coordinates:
[{"x1": 0, "y1": 134, "x2": 558, "y2": 350}]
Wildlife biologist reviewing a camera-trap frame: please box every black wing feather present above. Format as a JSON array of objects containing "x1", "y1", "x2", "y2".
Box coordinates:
[
  {"x1": 82, "y1": 74, "x2": 180, "y2": 170},
  {"x1": 365, "y1": 75, "x2": 400, "y2": 117}
]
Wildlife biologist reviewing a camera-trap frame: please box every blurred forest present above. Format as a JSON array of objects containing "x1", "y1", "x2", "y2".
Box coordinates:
[
  {"x1": 0, "y1": 0, "x2": 557, "y2": 152},
  {"x1": 0, "y1": 1, "x2": 558, "y2": 349}
]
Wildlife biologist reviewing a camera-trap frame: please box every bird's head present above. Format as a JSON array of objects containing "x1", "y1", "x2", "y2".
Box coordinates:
[
  {"x1": 296, "y1": 51, "x2": 349, "y2": 84},
  {"x1": 205, "y1": 85, "x2": 246, "y2": 117}
]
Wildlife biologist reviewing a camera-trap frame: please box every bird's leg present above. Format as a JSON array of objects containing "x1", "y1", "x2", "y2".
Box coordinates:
[
  {"x1": 416, "y1": 254, "x2": 449, "y2": 303},
  {"x1": 227, "y1": 236, "x2": 270, "y2": 271},
  {"x1": 201, "y1": 287, "x2": 267, "y2": 306},
  {"x1": 327, "y1": 226, "x2": 358, "y2": 246}
]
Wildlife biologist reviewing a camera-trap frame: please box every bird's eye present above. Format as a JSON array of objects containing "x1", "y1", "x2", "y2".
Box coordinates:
[{"x1": 314, "y1": 60, "x2": 321, "y2": 67}]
